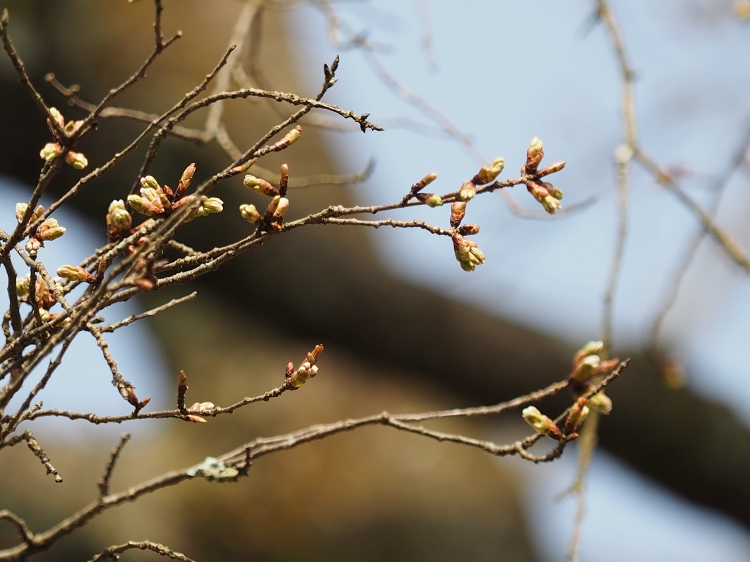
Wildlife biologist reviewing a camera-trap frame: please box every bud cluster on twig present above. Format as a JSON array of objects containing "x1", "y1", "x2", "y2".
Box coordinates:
[{"x1": 241, "y1": 163, "x2": 293, "y2": 232}]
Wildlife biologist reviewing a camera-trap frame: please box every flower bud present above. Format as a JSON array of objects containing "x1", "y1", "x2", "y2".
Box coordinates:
[
  {"x1": 450, "y1": 201, "x2": 466, "y2": 228},
  {"x1": 49, "y1": 107, "x2": 65, "y2": 129},
  {"x1": 570, "y1": 355, "x2": 601, "y2": 383},
  {"x1": 273, "y1": 197, "x2": 290, "y2": 219},
  {"x1": 140, "y1": 176, "x2": 160, "y2": 190},
  {"x1": 588, "y1": 392, "x2": 612, "y2": 415},
  {"x1": 459, "y1": 181, "x2": 477, "y2": 201},
  {"x1": 240, "y1": 203, "x2": 262, "y2": 225},
  {"x1": 416, "y1": 193, "x2": 443, "y2": 207},
  {"x1": 538, "y1": 161, "x2": 566, "y2": 177},
  {"x1": 36, "y1": 218, "x2": 66, "y2": 241},
  {"x1": 178, "y1": 163, "x2": 196, "y2": 196},
  {"x1": 200, "y1": 197, "x2": 224, "y2": 216},
  {"x1": 525, "y1": 137, "x2": 545, "y2": 173},
  {"x1": 452, "y1": 233, "x2": 486, "y2": 272},
  {"x1": 521, "y1": 406, "x2": 560, "y2": 437},
  {"x1": 474, "y1": 157, "x2": 505, "y2": 185},
  {"x1": 577, "y1": 340, "x2": 604, "y2": 360},
  {"x1": 65, "y1": 151, "x2": 88, "y2": 169},
  {"x1": 15, "y1": 203, "x2": 28, "y2": 223},
  {"x1": 64, "y1": 120, "x2": 84, "y2": 135},
  {"x1": 25, "y1": 238, "x2": 41, "y2": 254},
  {"x1": 243, "y1": 175, "x2": 279, "y2": 197},
  {"x1": 16, "y1": 276, "x2": 30, "y2": 300},
  {"x1": 57, "y1": 264, "x2": 94, "y2": 283},
  {"x1": 412, "y1": 173, "x2": 438, "y2": 193},
  {"x1": 106, "y1": 200, "x2": 133, "y2": 233},
  {"x1": 458, "y1": 223, "x2": 480, "y2": 236},
  {"x1": 541, "y1": 195, "x2": 562, "y2": 215},
  {"x1": 39, "y1": 142, "x2": 61, "y2": 162},
  {"x1": 566, "y1": 403, "x2": 590, "y2": 432}
]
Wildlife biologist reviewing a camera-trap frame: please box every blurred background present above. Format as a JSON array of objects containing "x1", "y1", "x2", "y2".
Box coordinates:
[{"x1": 2, "y1": 0, "x2": 750, "y2": 560}]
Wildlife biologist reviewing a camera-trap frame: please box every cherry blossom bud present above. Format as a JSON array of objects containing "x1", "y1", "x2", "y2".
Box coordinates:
[
  {"x1": 541, "y1": 195, "x2": 561, "y2": 215},
  {"x1": 25, "y1": 238, "x2": 41, "y2": 254},
  {"x1": 48, "y1": 107, "x2": 65, "y2": 129},
  {"x1": 36, "y1": 218, "x2": 66, "y2": 241},
  {"x1": 177, "y1": 163, "x2": 196, "y2": 197},
  {"x1": 65, "y1": 151, "x2": 88, "y2": 169},
  {"x1": 459, "y1": 181, "x2": 477, "y2": 201},
  {"x1": 243, "y1": 175, "x2": 279, "y2": 197},
  {"x1": 16, "y1": 276, "x2": 30, "y2": 300},
  {"x1": 538, "y1": 161, "x2": 566, "y2": 177},
  {"x1": 57, "y1": 264, "x2": 95, "y2": 283},
  {"x1": 240, "y1": 203, "x2": 262, "y2": 225},
  {"x1": 522, "y1": 406, "x2": 561, "y2": 438},
  {"x1": 525, "y1": 137, "x2": 544, "y2": 173},
  {"x1": 106, "y1": 199, "x2": 133, "y2": 232},
  {"x1": 200, "y1": 197, "x2": 224, "y2": 216},
  {"x1": 273, "y1": 197, "x2": 290, "y2": 219},
  {"x1": 452, "y1": 233, "x2": 486, "y2": 272},
  {"x1": 474, "y1": 157, "x2": 505, "y2": 185},
  {"x1": 39, "y1": 142, "x2": 61, "y2": 162},
  {"x1": 450, "y1": 201, "x2": 466, "y2": 228},
  {"x1": 588, "y1": 392, "x2": 613, "y2": 415},
  {"x1": 412, "y1": 173, "x2": 438, "y2": 193},
  {"x1": 458, "y1": 223, "x2": 480, "y2": 236},
  {"x1": 416, "y1": 193, "x2": 443, "y2": 207}
]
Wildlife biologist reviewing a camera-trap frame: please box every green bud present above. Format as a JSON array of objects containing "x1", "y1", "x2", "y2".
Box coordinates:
[
  {"x1": 541, "y1": 195, "x2": 561, "y2": 215},
  {"x1": 474, "y1": 157, "x2": 505, "y2": 184},
  {"x1": 36, "y1": 218, "x2": 66, "y2": 241},
  {"x1": 459, "y1": 181, "x2": 477, "y2": 201},
  {"x1": 65, "y1": 151, "x2": 88, "y2": 170},
  {"x1": 240, "y1": 203, "x2": 262, "y2": 225},
  {"x1": 200, "y1": 197, "x2": 224, "y2": 216},
  {"x1": 588, "y1": 392, "x2": 612, "y2": 415},
  {"x1": 39, "y1": 142, "x2": 61, "y2": 162}
]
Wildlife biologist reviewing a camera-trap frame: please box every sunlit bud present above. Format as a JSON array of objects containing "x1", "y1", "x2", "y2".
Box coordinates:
[
  {"x1": 266, "y1": 195, "x2": 280, "y2": 216},
  {"x1": 412, "y1": 172, "x2": 438, "y2": 193},
  {"x1": 65, "y1": 151, "x2": 88, "y2": 169},
  {"x1": 525, "y1": 137, "x2": 545, "y2": 173},
  {"x1": 197, "y1": 402, "x2": 216, "y2": 413},
  {"x1": 36, "y1": 218, "x2": 66, "y2": 241},
  {"x1": 541, "y1": 195, "x2": 561, "y2": 215},
  {"x1": 452, "y1": 233, "x2": 486, "y2": 272},
  {"x1": 240, "y1": 203, "x2": 263, "y2": 225},
  {"x1": 35, "y1": 276, "x2": 54, "y2": 309},
  {"x1": 521, "y1": 406, "x2": 560, "y2": 437},
  {"x1": 243, "y1": 175, "x2": 279, "y2": 197},
  {"x1": 64, "y1": 120, "x2": 85, "y2": 135},
  {"x1": 450, "y1": 201, "x2": 466, "y2": 228},
  {"x1": 140, "y1": 175, "x2": 160, "y2": 190},
  {"x1": 57, "y1": 264, "x2": 94, "y2": 283},
  {"x1": 106, "y1": 200, "x2": 132, "y2": 232},
  {"x1": 16, "y1": 276, "x2": 30, "y2": 300},
  {"x1": 186, "y1": 415, "x2": 208, "y2": 424},
  {"x1": 566, "y1": 401, "x2": 590, "y2": 432},
  {"x1": 39, "y1": 142, "x2": 61, "y2": 162},
  {"x1": 588, "y1": 392, "x2": 613, "y2": 415},
  {"x1": 474, "y1": 157, "x2": 505, "y2": 185},
  {"x1": 177, "y1": 163, "x2": 196, "y2": 197},
  {"x1": 571, "y1": 355, "x2": 602, "y2": 383},
  {"x1": 416, "y1": 193, "x2": 443, "y2": 207},
  {"x1": 458, "y1": 223, "x2": 480, "y2": 236},
  {"x1": 277, "y1": 125, "x2": 302, "y2": 149},
  {"x1": 308, "y1": 344, "x2": 324, "y2": 363},
  {"x1": 576, "y1": 340, "x2": 604, "y2": 361},
  {"x1": 200, "y1": 197, "x2": 224, "y2": 216},
  {"x1": 273, "y1": 197, "x2": 290, "y2": 219},
  {"x1": 538, "y1": 161, "x2": 566, "y2": 177},
  {"x1": 543, "y1": 182, "x2": 564, "y2": 200},
  {"x1": 39, "y1": 308, "x2": 51, "y2": 323},
  {"x1": 15, "y1": 203, "x2": 28, "y2": 222},
  {"x1": 279, "y1": 163, "x2": 289, "y2": 196},
  {"x1": 128, "y1": 188, "x2": 165, "y2": 216},
  {"x1": 49, "y1": 107, "x2": 65, "y2": 129},
  {"x1": 25, "y1": 237, "x2": 41, "y2": 254},
  {"x1": 459, "y1": 181, "x2": 477, "y2": 201}
]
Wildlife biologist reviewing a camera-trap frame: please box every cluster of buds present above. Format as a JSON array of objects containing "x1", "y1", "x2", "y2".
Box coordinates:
[
  {"x1": 17, "y1": 203, "x2": 66, "y2": 256},
  {"x1": 38, "y1": 108, "x2": 88, "y2": 169},
  {"x1": 522, "y1": 406, "x2": 562, "y2": 439},
  {"x1": 457, "y1": 158, "x2": 505, "y2": 204},
  {"x1": 56, "y1": 264, "x2": 95, "y2": 284},
  {"x1": 241, "y1": 164, "x2": 292, "y2": 232},
  {"x1": 564, "y1": 396, "x2": 590, "y2": 434},
  {"x1": 106, "y1": 200, "x2": 133, "y2": 239},
  {"x1": 521, "y1": 138, "x2": 566, "y2": 215},
  {"x1": 568, "y1": 340, "x2": 618, "y2": 415},
  {"x1": 126, "y1": 164, "x2": 222, "y2": 224},
  {"x1": 452, "y1": 233, "x2": 485, "y2": 272},
  {"x1": 285, "y1": 344, "x2": 324, "y2": 389}
]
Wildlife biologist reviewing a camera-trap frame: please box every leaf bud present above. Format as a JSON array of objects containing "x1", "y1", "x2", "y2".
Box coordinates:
[
  {"x1": 521, "y1": 406, "x2": 561, "y2": 437},
  {"x1": 412, "y1": 172, "x2": 438, "y2": 193},
  {"x1": 458, "y1": 223, "x2": 480, "y2": 236},
  {"x1": 57, "y1": 264, "x2": 94, "y2": 283}
]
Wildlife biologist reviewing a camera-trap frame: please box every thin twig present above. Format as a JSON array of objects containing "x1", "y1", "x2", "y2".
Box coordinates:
[{"x1": 98, "y1": 433, "x2": 132, "y2": 498}]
